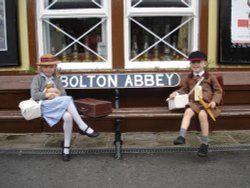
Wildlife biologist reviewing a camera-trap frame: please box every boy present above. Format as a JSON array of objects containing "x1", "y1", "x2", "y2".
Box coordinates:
[{"x1": 168, "y1": 51, "x2": 223, "y2": 157}]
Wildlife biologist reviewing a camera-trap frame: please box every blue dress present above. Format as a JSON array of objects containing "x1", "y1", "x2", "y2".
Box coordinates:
[{"x1": 41, "y1": 96, "x2": 72, "y2": 127}]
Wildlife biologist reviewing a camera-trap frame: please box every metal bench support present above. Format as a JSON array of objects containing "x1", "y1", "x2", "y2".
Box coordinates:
[{"x1": 114, "y1": 89, "x2": 123, "y2": 159}]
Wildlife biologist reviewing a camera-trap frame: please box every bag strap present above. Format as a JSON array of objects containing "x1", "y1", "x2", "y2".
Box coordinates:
[{"x1": 188, "y1": 77, "x2": 204, "y2": 96}]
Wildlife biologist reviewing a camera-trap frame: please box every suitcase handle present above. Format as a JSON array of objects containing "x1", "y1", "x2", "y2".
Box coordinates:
[{"x1": 79, "y1": 107, "x2": 89, "y2": 113}]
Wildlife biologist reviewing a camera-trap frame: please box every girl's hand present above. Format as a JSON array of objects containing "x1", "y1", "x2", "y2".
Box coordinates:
[
  {"x1": 45, "y1": 89, "x2": 60, "y2": 100},
  {"x1": 47, "y1": 88, "x2": 61, "y2": 96},
  {"x1": 46, "y1": 92, "x2": 56, "y2": 100}
]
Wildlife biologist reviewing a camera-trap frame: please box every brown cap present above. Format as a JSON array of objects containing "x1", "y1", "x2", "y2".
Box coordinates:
[{"x1": 36, "y1": 54, "x2": 60, "y2": 66}]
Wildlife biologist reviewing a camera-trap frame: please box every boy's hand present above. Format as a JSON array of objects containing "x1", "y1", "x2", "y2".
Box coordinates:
[
  {"x1": 169, "y1": 92, "x2": 178, "y2": 99},
  {"x1": 166, "y1": 92, "x2": 177, "y2": 101},
  {"x1": 208, "y1": 101, "x2": 216, "y2": 109}
]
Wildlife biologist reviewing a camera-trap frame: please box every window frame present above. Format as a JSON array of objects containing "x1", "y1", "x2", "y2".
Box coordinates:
[
  {"x1": 36, "y1": 0, "x2": 112, "y2": 70},
  {"x1": 124, "y1": 0, "x2": 200, "y2": 69}
]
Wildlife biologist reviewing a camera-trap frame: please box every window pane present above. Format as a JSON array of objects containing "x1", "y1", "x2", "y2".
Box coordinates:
[
  {"x1": 130, "y1": 16, "x2": 189, "y2": 61},
  {"x1": 43, "y1": 18, "x2": 107, "y2": 62},
  {"x1": 131, "y1": 0, "x2": 191, "y2": 8},
  {"x1": 0, "y1": 0, "x2": 7, "y2": 51},
  {"x1": 46, "y1": 0, "x2": 102, "y2": 9}
]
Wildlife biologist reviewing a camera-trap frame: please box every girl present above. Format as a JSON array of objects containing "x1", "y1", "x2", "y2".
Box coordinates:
[{"x1": 31, "y1": 54, "x2": 99, "y2": 161}]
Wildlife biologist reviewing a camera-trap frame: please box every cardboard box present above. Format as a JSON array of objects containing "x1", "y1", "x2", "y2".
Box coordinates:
[{"x1": 168, "y1": 94, "x2": 189, "y2": 110}]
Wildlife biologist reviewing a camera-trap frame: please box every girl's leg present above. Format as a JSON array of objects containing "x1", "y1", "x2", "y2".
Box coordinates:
[
  {"x1": 67, "y1": 100, "x2": 94, "y2": 134},
  {"x1": 62, "y1": 112, "x2": 73, "y2": 155}
]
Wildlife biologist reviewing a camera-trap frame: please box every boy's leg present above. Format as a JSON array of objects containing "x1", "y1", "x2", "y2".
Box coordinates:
[
  {"x1": 180, "y1": 108, "x2": 195, "y2": 130},
  {"x1": 199, "y1": 109, "x2": 209, "y2": 143},
  {"x1": 197, "y1": 109, "x2": 209, "y2": 156},
  {"x1": 173, "y1": 108, "x2": 195, "y2": 145}
]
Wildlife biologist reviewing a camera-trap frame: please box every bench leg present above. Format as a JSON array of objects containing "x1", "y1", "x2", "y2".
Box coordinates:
[{"x1": 114, "y1": 118, "x2": 122, "y2": 159}]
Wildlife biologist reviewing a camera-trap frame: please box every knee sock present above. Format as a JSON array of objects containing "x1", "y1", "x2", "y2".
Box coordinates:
[
  {"x1": 201, "y1": 136, "x2": 209, "y2": 145},
  {"x1": 180, "y1": 128, "x2": 187, "y2": 138},
  {"x1": 63, "y1": 112, "x2": 73, "y2": 154},
  {"x1": 67, "y1": 101, "x2": 94, "y2": 134}
]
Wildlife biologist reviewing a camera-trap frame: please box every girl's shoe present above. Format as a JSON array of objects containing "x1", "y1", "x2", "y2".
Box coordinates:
[
  {"x1": 62, "y1": 143, "x2": 71, "y2": 161},
  {"x1": 79, "y1": 127, "x2": 100, "y2": 137}
]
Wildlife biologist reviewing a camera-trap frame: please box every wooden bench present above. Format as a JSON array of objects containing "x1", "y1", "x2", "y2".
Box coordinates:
[
  {"x1": 1, "y1": 72, "x2": 250, "y2": 159},
  {"x1": 1, "y1": 105, "x2": 250, "y2": 158},
  {"x1": 58, "y1": 72, "x2": 250, "y2": 158}
]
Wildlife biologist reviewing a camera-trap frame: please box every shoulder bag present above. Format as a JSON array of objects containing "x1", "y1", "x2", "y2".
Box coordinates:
[{"x1": 18, "y1": 99, "x2": 41, "y2": 120}]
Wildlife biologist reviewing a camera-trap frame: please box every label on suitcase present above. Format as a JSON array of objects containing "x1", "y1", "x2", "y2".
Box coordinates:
[{"x1": 74, "y1": 98, "x2": 112, "y2": 117}]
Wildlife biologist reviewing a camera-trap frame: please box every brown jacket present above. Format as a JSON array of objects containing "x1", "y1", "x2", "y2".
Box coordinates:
[{"x1": 177, "y1": 72, "x2": 223, "y2": 117}]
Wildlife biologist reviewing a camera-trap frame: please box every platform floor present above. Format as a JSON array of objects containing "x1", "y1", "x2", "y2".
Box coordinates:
[{"x1": 1, "y1": 130, "x2": 250, "y2": 153}]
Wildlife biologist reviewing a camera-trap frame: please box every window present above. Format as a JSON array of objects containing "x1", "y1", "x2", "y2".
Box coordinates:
[
  {"x1": 124, "y1": 0, "x2": 199, "y2": 69},
  {"x1": 36, "y1": 0, "x2": 200, "y2": 70},
  {"x1": 0, "y1": 0, "x2": 19, "y2": 67},
  {"x1": 36, "y1": 0, "x2": 112, "y2": 70}
]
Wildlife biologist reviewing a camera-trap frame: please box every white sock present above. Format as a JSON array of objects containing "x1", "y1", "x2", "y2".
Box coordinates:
[
  {"x1": 85, "y1": 127, "x2": 94, "y2": 134},
  {"x1": 63, "y1": 148, "x2": 70, "y2": 155},
  {"x1": 63, "y1": 112, "x2": 73, "y2": 154},
  {"x1": 67, "y1": 101, "x2": 94, "y2": 134}
]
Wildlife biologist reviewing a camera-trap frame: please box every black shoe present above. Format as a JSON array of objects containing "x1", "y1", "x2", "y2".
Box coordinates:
[
  {"x1": 62, "y1": 143, "x2": 70, "y2": 162},
  {"x1": 173, "y1": 136, "x2": 186, "y2": 145},
  {"x1": 79, "y1": 127, "x2": 100, "y2": 138},
  {"x1": 197, "y1": 144, "x2": 209, "y2": 157}
]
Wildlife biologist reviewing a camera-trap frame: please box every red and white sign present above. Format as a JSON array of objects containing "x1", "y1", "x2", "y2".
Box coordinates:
[{"x1": 231, "y1": 0, "x2": 250, "y2": 43}]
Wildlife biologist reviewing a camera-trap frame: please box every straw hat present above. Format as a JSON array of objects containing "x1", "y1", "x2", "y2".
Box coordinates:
[{"x1": 36, "y1": 54, "x2": 60, "y2": 66}]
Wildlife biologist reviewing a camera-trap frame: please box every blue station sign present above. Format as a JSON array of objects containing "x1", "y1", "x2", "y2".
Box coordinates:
[{"x1": 60, "y1": 73, "x2": 181, "y2": 89}]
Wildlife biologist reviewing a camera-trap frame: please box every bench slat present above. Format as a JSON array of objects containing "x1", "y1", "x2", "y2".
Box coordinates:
[
  {"x1": 0, "y1": 110, "x2": 25, "y2": 120},
  {"x1": 1, "y1": 105, "x2": 250, "y2": 120}
]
